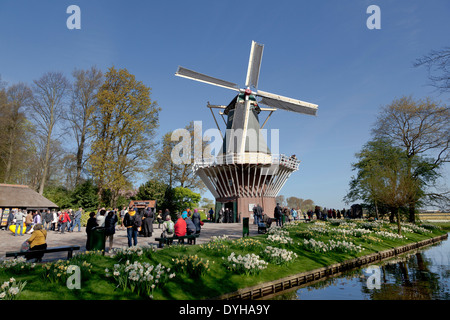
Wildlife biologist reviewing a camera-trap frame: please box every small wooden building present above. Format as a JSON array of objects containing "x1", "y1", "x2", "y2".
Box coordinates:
[
  {"x1": 0, "y1": 183, "x2": 59, "y2": 228},
  {"x1": 128, "y1": 200, "x2": 156, "y2": 215}
]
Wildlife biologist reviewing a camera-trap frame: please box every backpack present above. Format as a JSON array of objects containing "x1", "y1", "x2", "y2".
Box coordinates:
[
  {"x1": 165, "y1": 220, "x2": 174, "y2": 234},
  {"x1": 132, "y1": 214, "x2": 142, "y2": 228}
]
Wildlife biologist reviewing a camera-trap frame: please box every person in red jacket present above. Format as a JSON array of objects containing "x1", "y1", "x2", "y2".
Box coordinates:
[
  {"x1": 59, "y1": 211, "x2": 71, "y2": 234},
  {"x1": 174, "y1": 212, "x2": 187, "y2": 242}
]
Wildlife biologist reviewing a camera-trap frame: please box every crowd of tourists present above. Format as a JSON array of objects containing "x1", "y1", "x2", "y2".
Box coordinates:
[
  {"x1": 5, "y1": 206, "x2": 206, "y2": 251},
  {"x1": 7, "y1": 208, "x2": 83, "y2": 236},
  {"x1": 87, "y1": 206, "x2": 204, "y2": 249}
]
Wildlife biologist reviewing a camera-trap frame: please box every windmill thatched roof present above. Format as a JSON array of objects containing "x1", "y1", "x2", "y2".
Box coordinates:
[{"x1": 0, "y1": 184, "x2": 58, "y2": 210}]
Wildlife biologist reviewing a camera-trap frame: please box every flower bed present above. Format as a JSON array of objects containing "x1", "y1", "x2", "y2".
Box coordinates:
[
  {"x1": 172, "y1": 255, "x2": 212, "y2": 278},
  {"x1": 222, "y1": 253, "x2": 268, "y2": 275},
  {"x1": 105, "y1": 260, "x2": 175, "y2": 299},
  {"x1": 261, "y1": 246, "x2": 298, "y2": 265},
  {"x1": 0, "y1": 278, "x2": 27, "y2": 300}
]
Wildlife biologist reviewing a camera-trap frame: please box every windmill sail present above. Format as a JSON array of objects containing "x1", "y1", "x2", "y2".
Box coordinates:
[
  {"x1": 257, "y1": 90, "x2": 318, "y2": 116},
  {"x1": 175, "y1": 66, "x2": 240, "y2": 92},
  {"x1": 245, "y1": 41, "x2": 264, "y2": 89}
]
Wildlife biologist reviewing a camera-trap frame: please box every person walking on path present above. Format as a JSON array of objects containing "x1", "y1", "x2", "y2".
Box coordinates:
[
  {"x1": 156, "y1": 210, "x2": 163, "y2": 229},
  {"x1": 7, "y1": 210, "x2": 15, "y2": 229},
  {"x1": 33, "y1": 211, "x2": 41, "y2": 225},
  {"x1": 51, "y1": 211, "x2": 58, "y2": 231},
  {"x1": 208, "y1": 208, "x2": 214, "y2": 221},
  {"x1": 14, "y1": 210, "x2": 25, "y2": 236},
  {"x1": 192, "y1": 209, "x2": 202, "y2": 234},
  {"x1": 119, "y1": 207, "x2": 127, "y2": 230},
  {"x1": 24, "y1": 211, "x2": 33, "y2": 233},
  {"x1": 291, "y1": 208, "x2": 297, "y2": 221},
  {"x1": 123, "y1": 208, "x2": 139, "y2": 247},
  {"x1": 59, "y1": 211, "x2": 71, "y2": 234},
  {"x1": 85, "y1": 212, "x2": 98, "y2": 251},
  {"x1": 104, "y1": 211, "x2": 118, "y2": 252},
  {"x1": 67, "y1": 209, "x2": 74, "y2": 232},
  {"x1": 43, "y1": 210, "x2": 52, "y2": 231},
  {"x1": 142, "y1": 206, "x2": 154, "y2": 237},
  {"x1": 274, "y1": 203, "x2": 282, "y2": 227},
  {"x1": 70, "y1": 208, "x2": 83, "y2": 232}
]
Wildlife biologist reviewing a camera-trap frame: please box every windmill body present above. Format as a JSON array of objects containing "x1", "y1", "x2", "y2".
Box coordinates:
[{"x1": 175, "y1": 41, "x2": 318, "y2": 221}]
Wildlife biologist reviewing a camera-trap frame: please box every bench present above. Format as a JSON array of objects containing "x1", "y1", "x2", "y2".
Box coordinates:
[
  {"x1": 155, "y1": 234, "x2": 199, "y2": 248},
  {"x1": 5, "y1": 245, "x2": 81, "y2": 260}
]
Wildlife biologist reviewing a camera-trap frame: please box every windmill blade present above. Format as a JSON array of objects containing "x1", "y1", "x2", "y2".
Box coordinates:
[
  {"x1": 175, "y1": 66, "x2": 240, "y2": 92},
  {"x1": 245, "y1": 41, "x2": 264, "y2": 89},
  {"x1": 257, "y1": 90, "x2": 318, "y2": 116}
]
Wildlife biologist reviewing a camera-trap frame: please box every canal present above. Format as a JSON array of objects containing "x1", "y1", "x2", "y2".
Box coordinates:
[{"x1": 270, "y1": 233, "x2": 450, "y2": 300}]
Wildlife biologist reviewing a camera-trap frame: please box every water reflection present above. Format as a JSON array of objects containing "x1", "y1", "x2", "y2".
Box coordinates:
[{"x1": 271, "y1": 234, "x2": 450, "y2": 300}]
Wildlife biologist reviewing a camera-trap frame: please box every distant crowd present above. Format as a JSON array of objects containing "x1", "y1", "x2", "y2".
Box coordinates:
[{"x1": 251, "y1": 203, "x2": 361, "y2": 228}]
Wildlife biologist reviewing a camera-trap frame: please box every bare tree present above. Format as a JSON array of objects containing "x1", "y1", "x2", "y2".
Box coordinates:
[
  {"x1": 414, "y1": 47, "x2": 450, "y2": 95},
  {"x1": 276, "y1": 195, "x2": 286, "y2": 206},
  {"x1": 30, "y1": 72, "x2": 71, "y2": 194},
  {"x1": 301, "y1": 199, "x2": 315, "y2": 212},
  {"x1": 68, "y1": 66, "x2": 103, "y2": 186},
  {"x1": 372, "y1": 96, "x2": 450, "y2": 222},
  {"x1": 286, "y1": 196, "x2": 303, "y2": 209}
]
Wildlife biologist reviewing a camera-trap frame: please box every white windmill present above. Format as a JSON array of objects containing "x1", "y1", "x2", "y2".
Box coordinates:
[{"x1": 175, "y1": 41, "x2": 318, "y2": 221}]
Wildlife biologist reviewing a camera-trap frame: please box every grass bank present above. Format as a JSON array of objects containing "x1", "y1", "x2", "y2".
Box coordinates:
[{"x1": 1, "y1": 219, "x2": 449, "y2": 300}]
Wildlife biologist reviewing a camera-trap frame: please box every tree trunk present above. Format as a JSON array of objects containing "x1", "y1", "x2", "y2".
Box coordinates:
[
  {"x1": 374, "y1": 200, "x2": 379, "y2": 220},
  {"x1": 112, "y1": 189, "x2": 119, "y2": 209},
  {"x1": 3, "y1": 140, "x2": 13, "y2": 183},
  {"x1": 39, "y1": 129, "x2": 52, "y2": 195},
  {"x1": 75, "y1": 130, "x2": 86, "y2": 186},
  {"x1": 393, "y1": 207, "x2": 402, "y2": 235},
  {"x1": 408, "y1": 202, "x2": 416, "y2": 224},
  {"x1": 97, "y1": 182, "x2": 104, "y2": 206}
]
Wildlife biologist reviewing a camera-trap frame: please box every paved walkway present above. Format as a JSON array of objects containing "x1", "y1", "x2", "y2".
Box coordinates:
[{"x1": 0, "y1": 222, "x2": 260, "y2": 262}]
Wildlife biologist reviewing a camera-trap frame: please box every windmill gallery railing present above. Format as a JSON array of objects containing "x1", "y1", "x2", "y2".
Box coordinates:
[
  {"x1": 192, "y1": 154, "x2": 300, "y2": 199},
  {"x1": 193, "y1": 153, "x2": 300, "y2": 171}
]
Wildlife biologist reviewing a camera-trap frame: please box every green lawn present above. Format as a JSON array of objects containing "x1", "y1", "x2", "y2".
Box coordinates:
[{"x1": 1, "y1": 219, "x2": 448, "y2": 300}]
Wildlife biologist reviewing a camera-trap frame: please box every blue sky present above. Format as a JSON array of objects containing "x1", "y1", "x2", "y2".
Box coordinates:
[{"x1": 1, "y1": 0, "x2": 449, "y2": 209}]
